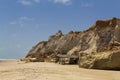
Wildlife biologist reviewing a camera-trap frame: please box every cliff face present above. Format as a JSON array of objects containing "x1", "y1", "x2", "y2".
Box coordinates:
[
  {"x1": 78, "y1": 18, "x2": 120, "y2": 69},
  {"x1": 26, "y1": 18, "x2": 120, "y2": 70},
  {"x1": 26, "y1": 30, "x2": 83, "y2": 58}
]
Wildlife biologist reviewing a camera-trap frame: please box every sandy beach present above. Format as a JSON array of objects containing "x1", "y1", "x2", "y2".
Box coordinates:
[{"x1": 0, "y1": 59, "x2": 120, "y2": 80}]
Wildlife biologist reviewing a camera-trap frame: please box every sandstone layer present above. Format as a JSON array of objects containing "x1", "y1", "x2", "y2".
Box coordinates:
[{"x1": 26, "y1": 17, "x2": 120, "y2": 70}]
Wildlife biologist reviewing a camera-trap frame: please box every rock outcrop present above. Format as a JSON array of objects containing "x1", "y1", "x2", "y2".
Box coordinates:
[
  {"x1": 26, "y1": 17, "x2": 120, "y2": 70},
  {"x1": 78, "y1": 18, "x2": 120, "y2": 70},
  {"x1": 79, "y1": 50, "x2": 120, "y2": 70}
]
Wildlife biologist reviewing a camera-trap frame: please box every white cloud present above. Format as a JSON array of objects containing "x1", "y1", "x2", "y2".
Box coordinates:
[
  {"x1": 49, "y1": 0, "x2": 72, "y2": 5},
  {"x1": 34, "y1": 0, "x2": 41, "y2": 3},
  {"x1": 10, "y1": 16, "x2": 34, "y2": 27},
  {"x1": 18, "y1": 0, "x2": 32, "y2": 5},
  {"x1": 19, "y1": 16, "x2": 34, "y2": 27},
  {"x1": 18, "y1": 0, "x2": 73, "y2": 6},
  {"x1": 10, "y1": 21, "x2": 16, "y2": 25},
  {"x1": 18, "y1": 0, "x2": 40, "y2": 6},
  {"x1": 80, "y1": 3, "x2": 93, "y2": 8},
  {"x1": 19, "y1": 16, "x2": 34, "y2": 22},
  {"x1": 20, "y1": 16, "x2": 29, "y2": 21},
  {"x1": 19, "y1": 16, "x2": 27, "y2": 27}
]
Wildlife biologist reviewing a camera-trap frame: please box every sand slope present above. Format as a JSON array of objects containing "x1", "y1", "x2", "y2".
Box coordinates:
[{"x1": 0, "y1": 60, "x2": 120, "y2": 80}]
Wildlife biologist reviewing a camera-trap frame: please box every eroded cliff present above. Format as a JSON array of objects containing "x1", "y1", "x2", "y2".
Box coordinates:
[{"x1": 25, "y1": 17, "x2": 120, "y2": 70}]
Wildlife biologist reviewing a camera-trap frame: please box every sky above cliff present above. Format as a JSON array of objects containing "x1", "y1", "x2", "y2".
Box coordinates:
[{"x1": 0, "y1": 0, "x2": 120, "y2": 59}]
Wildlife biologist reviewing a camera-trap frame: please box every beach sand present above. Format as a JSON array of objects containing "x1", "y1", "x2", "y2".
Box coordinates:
[{"x1": 0, "y1": 59, "x2": 120, "y2": 80}]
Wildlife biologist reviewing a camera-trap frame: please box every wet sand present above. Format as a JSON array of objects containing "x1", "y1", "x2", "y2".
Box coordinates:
[{"x1": 0, "y1": 59, "x2": 120, "y2": 80}]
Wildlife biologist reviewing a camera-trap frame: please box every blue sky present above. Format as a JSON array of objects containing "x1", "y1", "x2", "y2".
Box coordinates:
[{"x1": 0, "y1": 0, "x2": 120, "y2": 59}]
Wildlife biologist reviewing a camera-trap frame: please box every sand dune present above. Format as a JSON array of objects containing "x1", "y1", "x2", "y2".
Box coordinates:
[{"x1": 0, "y1": 60, "x2": 120, "y2": 80}]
